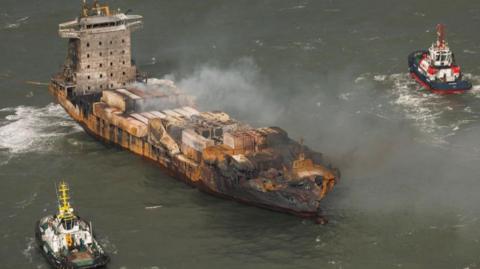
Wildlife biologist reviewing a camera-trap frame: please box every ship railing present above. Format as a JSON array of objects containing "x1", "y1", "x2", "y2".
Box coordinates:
[{"x1": 59, "y1": 29, "x2": 80, "y2": 39}]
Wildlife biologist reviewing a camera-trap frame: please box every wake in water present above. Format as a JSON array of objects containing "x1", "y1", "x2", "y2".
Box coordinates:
[
  {"x1": 22, "y1": 236, "x2": 35, "y2": 263},
  {"x1": 357, "y1": 73, "x2": 480, "y2": 146},
  {"x1": 0, "y1": 104, "x2": 81, "y2": 156}
]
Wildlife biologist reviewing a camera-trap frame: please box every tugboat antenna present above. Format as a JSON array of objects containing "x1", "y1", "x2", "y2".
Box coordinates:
[
  {"x1": 54, "y1": 182, "x2": 60, "y2": 214},
  {"x1": 437, "y1": 24, "x2": 446, "y2": 48}
]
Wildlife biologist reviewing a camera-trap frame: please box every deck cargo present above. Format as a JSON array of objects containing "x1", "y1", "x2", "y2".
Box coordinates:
[{"x1": 48, "y1": 1, "x2": 339, "y2": 222}]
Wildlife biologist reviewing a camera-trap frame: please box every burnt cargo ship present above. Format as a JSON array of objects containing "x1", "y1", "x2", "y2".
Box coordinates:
[{"x1": 49, "y1": 1, "x2": 338, "y2": 221}]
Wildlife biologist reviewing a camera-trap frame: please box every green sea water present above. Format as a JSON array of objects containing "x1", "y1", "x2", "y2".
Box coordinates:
[{"x1": 1, "y1": 1, "x2": 480, "y2": 268}]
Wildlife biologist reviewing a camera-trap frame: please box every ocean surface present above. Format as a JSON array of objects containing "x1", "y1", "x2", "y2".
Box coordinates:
[{"x1": 1, "y1": 0, "x2": 480, "y2": 268}]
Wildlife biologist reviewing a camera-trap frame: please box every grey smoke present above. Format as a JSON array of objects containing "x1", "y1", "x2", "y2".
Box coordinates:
[
  {"x1": 176, "y1": 57, "x2": 283, "y2": 125},
  {"x1": 166, "y1": 57, "x2": 480, "y2": 215}
]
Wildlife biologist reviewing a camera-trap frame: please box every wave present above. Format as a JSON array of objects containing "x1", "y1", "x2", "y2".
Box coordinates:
[
  {"x1": 2, "y1": 16, "x2": 29, "y2": 30},
  {"x1": 98, "y1": 237, "x2": 118, "y2": 255},
  {"x1": 370, "y1": 73, "x2": 479, "y2": 145},
  {"x1": 0, "y1": 104, "x2": 81, "y2": 155},
  {"x1": 22, "y1": 237, "x2": 35, "y2": 263}
]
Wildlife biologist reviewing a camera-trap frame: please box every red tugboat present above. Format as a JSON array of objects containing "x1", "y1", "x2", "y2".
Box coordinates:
[{"x1": 408, "y1": 24, "x2": 472, "y2": 94}]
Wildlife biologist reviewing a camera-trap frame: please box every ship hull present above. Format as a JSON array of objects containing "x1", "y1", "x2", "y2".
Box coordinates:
[
  {"x1": 408, "y1": 50, "x2": 472, "y2": 94},
  {"x1": 49, "y1": 84, "x2": 326, "y2": 219}
]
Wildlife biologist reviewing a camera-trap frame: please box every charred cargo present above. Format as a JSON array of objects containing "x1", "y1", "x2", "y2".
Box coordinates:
[{"x1": 49, "y1": 1, "x2": 339, "y2": 221}]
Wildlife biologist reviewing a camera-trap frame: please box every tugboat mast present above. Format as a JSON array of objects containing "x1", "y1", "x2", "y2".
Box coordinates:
[
  {"x1": 436, "y1": 24, "x2": 446, "y2": 49},
  {"x1": 57, "y1": 182, "x2": 75, "y2": 223}
]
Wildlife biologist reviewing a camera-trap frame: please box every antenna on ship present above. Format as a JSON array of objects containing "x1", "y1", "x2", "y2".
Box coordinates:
[
  {"x1": 82, "y1": 0, "x2": 89, "y2": 17},
  {"x1": 57, "y1": 181, "x2": 76, "y2": 229},
  {"x1": 436, "y1": 24, "x2": 446, "y2": 48},
  {"x1": 298, "y1": 137, "x2": 305, "y2": 161},
  {"x1": 81, "y1": 0, "x2": 111, "y2": 17}
]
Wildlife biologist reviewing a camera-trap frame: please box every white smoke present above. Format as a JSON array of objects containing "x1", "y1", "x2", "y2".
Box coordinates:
[{"x1": 176, "y1": 57, "x2": 283, "y2": 125}]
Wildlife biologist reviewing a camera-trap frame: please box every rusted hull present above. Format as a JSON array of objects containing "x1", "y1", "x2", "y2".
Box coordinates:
[{"x1": 49, "y1": 83, "x2": 335, "y2": 220}]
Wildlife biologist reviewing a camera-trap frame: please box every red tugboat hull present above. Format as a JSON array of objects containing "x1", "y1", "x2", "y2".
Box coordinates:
[
  {"x1": 408, "y1": 49, "x2": 472, "y2": 95},
  {"x1": 409, "y1": 71, "x2": 471, "y2": 95}
]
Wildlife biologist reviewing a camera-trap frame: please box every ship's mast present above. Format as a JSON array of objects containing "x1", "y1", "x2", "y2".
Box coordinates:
[
  {"x1": 436, "y1": 24, "x2": 446, "y2": 49},
  {"x1": 57, "y1": 181, "x2": 75, "y2": 222},
  {"x1": 81, "y1": 0, "x2": 111, "y2": 17}
]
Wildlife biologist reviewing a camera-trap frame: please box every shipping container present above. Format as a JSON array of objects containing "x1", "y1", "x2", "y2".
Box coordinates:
[
  {"x1": 101, "y1": 91, "x2": 126, "y2": 112},
  {"x1": 148, "y1": 118, "x2": 180, "y2": 155},
  {"x1": 182, "y1": 129, "x2": 214, "y2": 152},
  {"x1": 130, "y1": 113, "x2": 149, "y2": 125},
  {"x1": 223, "y1": 131, "x2": 255, "y2": 152}
]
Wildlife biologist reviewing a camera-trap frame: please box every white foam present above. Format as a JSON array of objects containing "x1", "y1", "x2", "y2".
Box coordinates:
[
  {"x1": 3, "y1": 16, "x2": 29, "y2": 30},
  {"x1": 145, "y1": 205, "x2": 163, "y2": 210},
  {"x1": 373, "y1": 73, "x2": 477, "y2": 145},
  {"x1": 0, "y1": 104, "x2": 81, "y2": 154},
  {"x1": 22, "y1": 237, "x2": 35, "y2": 263},
  {"x1": 98, "y1": 237, "x2": 118, "y2": 255},
  {"x1": 373, "y1": 75, "x2": 386, "y2": 81}
]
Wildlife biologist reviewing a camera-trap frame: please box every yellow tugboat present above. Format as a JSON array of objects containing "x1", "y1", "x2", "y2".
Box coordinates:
[{"x1": 35, "y1": 182, "x2": 109, "y2": 268}]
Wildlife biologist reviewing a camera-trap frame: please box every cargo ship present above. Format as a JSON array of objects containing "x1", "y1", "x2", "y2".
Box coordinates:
[
  {"x1": 48, "y1": 1, "x2": 338, "y2": 222},
  {"x1": 36, "y1": 182, "x2": 109, "y2": 268},
  {"x1": 408, "y1": 24, "x2": 472, "y2": 94}
]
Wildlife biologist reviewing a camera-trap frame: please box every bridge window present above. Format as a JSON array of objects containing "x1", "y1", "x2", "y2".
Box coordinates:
[
  {"x1": 110, "y1": 73, "x2": 113, "y2": 77},
  {"x1": 87, "y1": 65, "x2": 90, "y2": 69},
  {"x1": 110, "y1": 62, "x2": 113, "y2": 66},
  {"x1": 122, "y1": 39, "x2": 125, "y2": 43},
  {"x1": 87, "y1": 54, "x2": 90, "y2": 58},
  {"x1": 99, "y1": 41, "x2": 102, "y2": 46},
  {"x1": 122, "y1": 71, "x2": 126, "y2": 75},
  {"x1": 86, "y1": 42, "x2": 90, "y2": 47},
  {"x1": 100, "y1": 85, "x2": 103, "y2": 89},
  {"x1": 99, "y1": 63, "x2": 103, "y2": 67},
  {"x1": 110, "y1": 51, "x2": 113, "y2": 55},
  {"x1": 87, "y1": 75, "x2": 90, "y2": 79},
  {"x1": 99, "y1": 52, "x2": 102, "y2": 56},
  {"x1": 100, "y1": 74, "x2": 103, "y2": 78}
]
